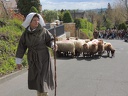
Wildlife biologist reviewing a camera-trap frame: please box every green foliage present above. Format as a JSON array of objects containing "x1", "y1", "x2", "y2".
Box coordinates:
[
  {"x1": 87, "y1": 22, "x2": 93, "y2": 31},
  {"x1": 74, "y1": 18, "x2": 93, "y2": 31},
  {"x1": 43, "y1": 10, "x2": 58, "y2": 22},
  {"x1": 80, "y1": 19, "x2": 86, "y2": 29},
  {"x1": 29, "y1": 6, "x2": 39, "y2": 13},
  {"x1": 0, "y1": 19, "x2": 28, "y2": 75},
  {"x1": 63, "y1": 10, "x2": 73, "y2": 23},
  {"x1": 100, "y1": 27, "x2": 106, "y2": 30},
  {"x1": 74, "y1": 18, "x2": 93, "y2": 38},
  {"x1": 81, "y1": 29, "x2": 93, "y2": 39},
  {"x1": 17, "y1": 0, "x2": 41, "y2": 17},
  {"x1": 118, "y1": 23, "x2": 127, "y2": 30},
  {"x1": 105, "y1": 18, "x2": 113, "y2": 29},
  {"x1": 58, "y1": 11, "x2": 63, "y2": 21},
  {"x1": 74, "y1": 18, "x2": 81, "y2": 29}
]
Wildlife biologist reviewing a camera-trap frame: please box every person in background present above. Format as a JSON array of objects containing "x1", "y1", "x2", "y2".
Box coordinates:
[
  {"x1": 93, "y1": 29, "x2": 99, "y2": 39},
  {"x1": 15, "y1": 12, "x2": 56, "y2": 96}
]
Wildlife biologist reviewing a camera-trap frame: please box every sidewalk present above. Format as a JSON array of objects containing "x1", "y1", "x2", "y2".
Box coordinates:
[{"x1": 0, "y1": 68, "x2": 27, "y2": 85}]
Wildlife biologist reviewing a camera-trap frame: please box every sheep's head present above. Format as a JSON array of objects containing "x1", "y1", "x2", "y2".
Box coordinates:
[
  {"x1": 91, "y1": 43, "x2": 98, "y2": 49},
  {"x1": 111, "y1": 49, "x2": 115, "y2": 57},
  {"x1": 98, "y1": 39, "x2": 103, "y2": 44},
  {"x1": 83, "y1": 43, "x2": 88, "y2": 49}
]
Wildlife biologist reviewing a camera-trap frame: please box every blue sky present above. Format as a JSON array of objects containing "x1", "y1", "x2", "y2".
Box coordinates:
[{"x1": 40, "y1": 0, "x2": 114, "y2": 10}]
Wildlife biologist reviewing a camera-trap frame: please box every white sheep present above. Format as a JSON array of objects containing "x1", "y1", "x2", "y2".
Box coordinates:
[
  {"x1": 83, "y1": 40, "x2": 98, "y2": 57},
  {"x1": 70, "y1": 39, "x2": 86, "y2": 57},
  {"x1": 83, "y1": 42, "x2": 90, "y2": 57},
  {"x1": 56, "y1": 40, "x2": 75, "y2": 57}
]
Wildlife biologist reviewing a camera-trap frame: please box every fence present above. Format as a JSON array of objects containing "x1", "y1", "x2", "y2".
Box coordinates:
[{"x1": 44, "y1": 24, "x2": 65, "y2": 37}]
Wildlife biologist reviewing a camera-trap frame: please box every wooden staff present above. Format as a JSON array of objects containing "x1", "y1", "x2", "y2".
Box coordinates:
[{"x1": 54, "y1": 26, "x2": 57, "y2": 96}]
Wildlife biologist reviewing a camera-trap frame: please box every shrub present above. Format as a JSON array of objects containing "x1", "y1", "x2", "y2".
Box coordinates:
[
  {"x1": 0, "y1": 18, "x2": 28, "y2": 75},
  {"x1": 63, "y1": 10, "x2": 73, "y2": 23}
]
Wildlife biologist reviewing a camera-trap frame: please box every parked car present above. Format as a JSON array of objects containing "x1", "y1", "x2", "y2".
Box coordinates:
[{"x1": 124, "y1": 33, "x2": 128, "y2": 42}]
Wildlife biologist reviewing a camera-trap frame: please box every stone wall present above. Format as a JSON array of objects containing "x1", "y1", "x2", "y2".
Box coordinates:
[{"x1": 63, "y1": 23, "x2": 76, "y2": 37}]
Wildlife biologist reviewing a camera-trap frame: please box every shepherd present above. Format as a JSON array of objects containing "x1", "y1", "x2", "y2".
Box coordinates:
[{"x1": 15, "y1": 12, "x2": 57, "y2": 96}]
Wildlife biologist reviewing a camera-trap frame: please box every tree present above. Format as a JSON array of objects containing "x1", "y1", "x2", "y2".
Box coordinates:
[
  {"x1": 29, "y1": 6, "x2": 39, "y2": 13},
  {"x1": 121, "y1": 0, "x2": 128, "y2": 20},
  {"x1": 85, "y1": 10, "x2": 98, "y2": 29},
  {"x1": 118, "y1": 23, "x2": 127, "y2": 30},
  {"x1": 17, "y1": 0, "x2": 41, "y2": 17},
  {"x1": 112, "y1": 0, "x2": 127, "y2": 27},
  {"x1": 43, "y1": 10, "x2": 58, "y2": 23},
  {"x1": 74, "y1": 18, "x2": 81, "y2": 29},
  {"x1": 63, "y1": 10, "x2": 73, "y2": 23},
  {"x1": 105, "y1": 18, "x2": 113, "y2": 29}
]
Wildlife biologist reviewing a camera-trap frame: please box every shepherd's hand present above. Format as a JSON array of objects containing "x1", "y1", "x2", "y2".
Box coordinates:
[{"x1": 51, "y1": 44, "x2": 58, "y2": 51}]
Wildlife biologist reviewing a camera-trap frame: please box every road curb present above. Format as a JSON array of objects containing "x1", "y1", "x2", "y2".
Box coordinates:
[{"x1": 0, "y1": 68, "x2": 27, "y2": 85}]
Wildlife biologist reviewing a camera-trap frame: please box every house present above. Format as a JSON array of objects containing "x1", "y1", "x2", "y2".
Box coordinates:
[{"x1": 70, "y1": 10, "x2": 87, "y2": 19}]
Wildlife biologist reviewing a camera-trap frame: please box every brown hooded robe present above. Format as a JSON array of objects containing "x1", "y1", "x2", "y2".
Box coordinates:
[{"x1": 16, "y1": 25, "x2": 55, "y2": 92}]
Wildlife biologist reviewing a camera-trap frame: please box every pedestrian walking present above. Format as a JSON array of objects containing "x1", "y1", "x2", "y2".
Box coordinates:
[
  {"x1": 93, "y1": 29, "x2": 99, "y2": 39},
  {"x1": 15, "y1": 12, "x2": 56, "y2": 96}
]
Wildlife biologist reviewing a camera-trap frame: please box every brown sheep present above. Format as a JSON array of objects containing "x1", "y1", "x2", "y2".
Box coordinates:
[
  {"x1": 90, "y1": 39, "x2": 104, "y2": 57},
  {"x1": 83, "y1": 43, "x2": 90, "y2": 57},
  {"x1": 89, "y1": 43, "x2": 98, "y2": 57},
  {"x1": 84, "y1": 41, "x2": 98, "y2": 57},
  {"x1": 97, "y1": 40, "x2": 104, "y2": 57},
  {"x1": 104, "y1": 42, "x2": 115, "y2": 57}
]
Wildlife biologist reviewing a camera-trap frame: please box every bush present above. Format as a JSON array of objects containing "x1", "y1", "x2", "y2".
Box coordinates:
[
  {"x1": 118, "y1": 23, "x2": 127, "y2": 30},
  {"x1": 0, "y1": 18, "x2": 28, "y2": 75},
  {"x1": 63, "y1": 10, "x2": 73, "y2": 23},
  {"x1": 81, "y1": 29, "x2": 93, "y2": 39}
]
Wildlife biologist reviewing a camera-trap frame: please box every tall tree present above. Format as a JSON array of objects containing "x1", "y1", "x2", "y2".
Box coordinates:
[
  {"x1": 106, "y1": 3, "x2": 113, "y2": 20},
  {"x1": 112, "y1": 0, "x2": 127, "y2": 27},
  {"x1": 105, "y1": 3, "x2": 114, "y2": 28},
  {"x1": 120, "y1": 0, "x2": 128, "y2": 20},
  {"x1": 17, "y1": 0, "x2": 41, "y2": 17}
]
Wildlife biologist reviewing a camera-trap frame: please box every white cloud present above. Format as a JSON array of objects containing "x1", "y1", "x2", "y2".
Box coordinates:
[{"x1": 41, "y1": 1, "x2": 113, "y2": 10}]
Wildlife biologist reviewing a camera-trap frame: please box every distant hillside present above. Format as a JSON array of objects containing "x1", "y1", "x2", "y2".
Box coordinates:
[
  {"x1": 70, "y1": 8, "x2": 107, "y2": 13},
  {"x1": 85, "y1": 8, "x2": 107, "y2": 13}
]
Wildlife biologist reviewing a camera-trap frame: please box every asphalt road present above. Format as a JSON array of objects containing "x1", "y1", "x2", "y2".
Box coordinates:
[{"x1": 0, "y1": 39, "x2": 128, "y2": 96}]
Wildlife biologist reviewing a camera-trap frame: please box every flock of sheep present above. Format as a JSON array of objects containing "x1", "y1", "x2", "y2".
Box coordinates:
[{"x1": 56, "y1": 37, "x2": 115, "y2": 58}]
